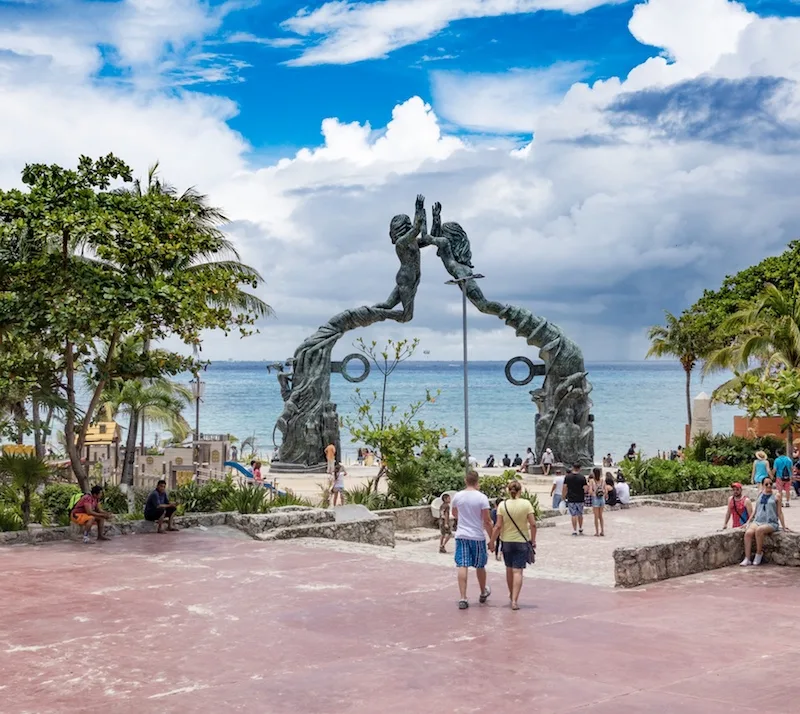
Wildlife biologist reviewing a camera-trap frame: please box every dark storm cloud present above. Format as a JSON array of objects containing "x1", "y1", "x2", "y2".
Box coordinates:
[{"x1": 608, "y1": 76, "x2": 800, "y2": 149}]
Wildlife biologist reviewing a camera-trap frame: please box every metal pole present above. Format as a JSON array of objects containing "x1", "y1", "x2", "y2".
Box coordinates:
[{"x1": 462, "y1": 284, "x2": 470, "y2": 479}]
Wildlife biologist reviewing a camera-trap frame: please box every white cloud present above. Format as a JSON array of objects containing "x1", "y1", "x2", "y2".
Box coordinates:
[
  {"x1": 3, "y1": 0, "x2": 800, "y2": 364},
  {"x1": 431, "y1": 62, "x2": 589, "y2": 132},
  {"x1": 280, "y1": 0, "x2": 626, "y2": 66},
  {"x1": 225, "y1": 32, "x2": 304, "y2": 48}
]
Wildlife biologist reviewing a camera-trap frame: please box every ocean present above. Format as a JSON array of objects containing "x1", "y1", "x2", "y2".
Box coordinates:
[{"x1": 182, "y1": 361, "x2": 742, "y2": 463}]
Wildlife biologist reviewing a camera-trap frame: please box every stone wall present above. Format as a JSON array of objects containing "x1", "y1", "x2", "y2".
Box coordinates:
[
  {"x1": 639, "y1": 487, "x2": 758, "y2": 509},
  {"x1": 374, "y1": 505, "x2": 436, "y2": 530},
  {"x1": 257, "y1": 516, "x2": 395, "y2": 547},
  {"x1": 613, "y1": 530, "x2": 800, "y2": 588},
  {"x1": 0, "y1": 507, "x2": 394, "y2": 548}
]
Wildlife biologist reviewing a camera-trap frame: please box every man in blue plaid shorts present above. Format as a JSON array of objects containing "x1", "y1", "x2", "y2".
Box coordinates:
[{"x1": 451, "y1": 471, "x2": 494, "y2": 610}]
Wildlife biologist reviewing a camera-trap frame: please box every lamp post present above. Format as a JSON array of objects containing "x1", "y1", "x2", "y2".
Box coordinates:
[
  {"x1": 190, "y1": 375, "x2": 205, "y2": 466},
  {"x1": 445, "y1": 274, "x2": 485, "y2": 478}
]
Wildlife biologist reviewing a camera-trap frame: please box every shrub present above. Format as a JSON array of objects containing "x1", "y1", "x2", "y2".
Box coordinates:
[
  {"x1": 479, "y1": 474, "x2": 514, "y2": 500},
  {"x1": 387, "y1": 461, "x2": 424, "y2": 506},
  {"x1": 620, "y1": 457, "x2": 749, "y2": 495},
  {"x1": 418, "y1": 446, "x2": 465, "y2": 502},
  {"x1": 0, "y1": 505, "x2": 23, "y2": 531},
  {"x1": 42, "y1": 483, "x2": 81, "y2": 524},
  {"x1": 520, "y1": 491, "x2": 543, "y2": 522},
  {"x1": 173, "y1": 477, "x2": 236, "y2": 513},
  {"x1": 99, "y1": 484, "x2": 129, "y2": 514},
  {"x1": 220, "y1": 483, "x2": 268, "y2": 514},
  {"x1": 344, "y1": 484, "x2": 383, "y2": 510},
  {"x1": 690, "y1": 433, "x2": 784, "y2": 467}
]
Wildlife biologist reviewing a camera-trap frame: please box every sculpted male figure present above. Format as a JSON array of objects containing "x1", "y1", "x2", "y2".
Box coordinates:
[{"x1": 374, "y1": 194, "x2": 427, "y2": 322}]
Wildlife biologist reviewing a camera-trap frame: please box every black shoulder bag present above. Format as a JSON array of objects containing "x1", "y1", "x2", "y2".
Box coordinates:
[{"x1": 504, "y1": 501, "x2": 536, "y2": 564}]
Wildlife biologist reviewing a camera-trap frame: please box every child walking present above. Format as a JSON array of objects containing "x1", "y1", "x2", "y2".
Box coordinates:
[{"x1": 439, "y1": 494, "x2": 452, "y2": 553}]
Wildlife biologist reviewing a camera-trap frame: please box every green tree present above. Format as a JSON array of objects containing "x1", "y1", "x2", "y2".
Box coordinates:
[
  {"x1": 715, "y1": 369, "x2": 800, "y2": 453},
  {"x1": 0, "y1": 155, "x2": 272, "y2": 491},
  {"x1": 354, "y1": 337, "x2": 419, "y2": 429},
  {"x1": 686, "y1": 240, "x2": 800, "y2": 352},
  {"x1": 646, "y1": 311, "x2": 702, "y2": 427},
  {"x1": 0, "y1": 453, "x2": 51, "y2": 526}
]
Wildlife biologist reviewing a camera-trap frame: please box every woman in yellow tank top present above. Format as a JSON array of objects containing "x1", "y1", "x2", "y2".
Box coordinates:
[{"x1": 489, "y1": 481, "x2": 537, "y2": 611}]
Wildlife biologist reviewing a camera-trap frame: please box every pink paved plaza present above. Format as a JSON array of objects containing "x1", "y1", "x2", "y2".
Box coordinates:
[{"x1": 2, "y1": 529, "x2": 799, "y2": 713}]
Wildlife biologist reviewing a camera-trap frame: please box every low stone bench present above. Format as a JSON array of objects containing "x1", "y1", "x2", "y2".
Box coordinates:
[{"x1": 614, "y1": 529, "x2": 800, "y2": 588}]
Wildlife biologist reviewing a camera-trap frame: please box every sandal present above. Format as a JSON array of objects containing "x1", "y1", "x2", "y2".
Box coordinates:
[
  {"x1": 439, "y1": 546, "x2": 446, "y2": 554},
  {"x1": 458, "y1": 600, "x2": 469, "y2": 610},
  {"x1": 511, "y1": 602, "x2": 520, "y2": 611}
]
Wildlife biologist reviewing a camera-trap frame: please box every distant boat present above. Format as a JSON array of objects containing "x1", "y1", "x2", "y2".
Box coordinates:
[{"x1": 423, "y1": 350, "x2": 430, "y2": 355}]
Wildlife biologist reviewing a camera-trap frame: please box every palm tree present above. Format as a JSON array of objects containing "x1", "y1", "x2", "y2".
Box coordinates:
[
  {"x1": 0, "y1": 453, "x2": 51, "y2": 526},
  {"x1": 102, "y1": 378, "x2": 192, "y2": 486},
  {"x1": 705, "y1": 282, "x2": 800, "y2": 449},
  {"x1": 647, "y1": 311, "x2": 700, "y2": 427},
  {"x1": 121, "y1": 164, "x2": 273, "y2": 321}
]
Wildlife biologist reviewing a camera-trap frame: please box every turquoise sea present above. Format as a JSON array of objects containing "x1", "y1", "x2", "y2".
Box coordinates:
[{"x1": 182, "y1": 361, "x2": 742, "y2": 463}]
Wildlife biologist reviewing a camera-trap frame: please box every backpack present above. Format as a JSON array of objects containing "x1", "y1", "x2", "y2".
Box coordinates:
[
  {"x1": 67, "y1": 492, "x2": 83, "y2": 518},
  {"x1": 778, "y1": 460, "x2": 792, "y2": 481}
]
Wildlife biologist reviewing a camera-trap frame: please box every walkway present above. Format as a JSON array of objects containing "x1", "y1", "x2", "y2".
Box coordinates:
[{"x1": 1, "y1": 529, "x2": 798, "y2": 713}]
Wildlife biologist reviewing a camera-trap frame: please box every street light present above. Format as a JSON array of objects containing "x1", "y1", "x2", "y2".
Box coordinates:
[
  {"x1": 190, "y1": 375, "x2": 205, "y2": 465},
  {"x1": 445, "y1": 274, "x2": 485, "y2": 478}
]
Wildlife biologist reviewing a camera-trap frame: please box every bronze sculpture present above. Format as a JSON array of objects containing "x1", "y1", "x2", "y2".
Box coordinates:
[{"x1": 272, "y1": 197, "x2": 594, "y2": 469}]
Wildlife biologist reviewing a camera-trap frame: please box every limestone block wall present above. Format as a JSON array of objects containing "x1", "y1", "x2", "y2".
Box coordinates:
[
  {"x1": 614, "y1": 530, "x2": 800, "y2": 587},
  {"x1": 374, "y1": 505, "x2": 437, "y2": 530}
]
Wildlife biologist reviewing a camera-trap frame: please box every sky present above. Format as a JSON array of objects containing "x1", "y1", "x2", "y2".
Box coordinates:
[{"x1": 2, "y1": 0, "x2": 800, "y2": 362}]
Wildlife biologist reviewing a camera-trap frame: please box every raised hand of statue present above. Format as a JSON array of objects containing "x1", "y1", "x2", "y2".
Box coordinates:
[
  {"x1": 414, "y1": 194, "x2": 426, "y2": 229},
  {"x1": 432, "y1": 201, "x2": 441, "y2": 219}
]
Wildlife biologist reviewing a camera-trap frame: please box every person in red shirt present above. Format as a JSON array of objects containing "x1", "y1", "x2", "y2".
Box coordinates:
[
  {"x1": 722, "y1": 482, "x2": 752, "y2": 529},
  {"x1": 71, "y1": 486, "x2": 114, "y2": 543}
]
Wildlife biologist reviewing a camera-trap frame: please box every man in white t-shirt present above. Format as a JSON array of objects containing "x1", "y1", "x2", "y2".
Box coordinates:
[
  {"x1": 615, "y1": 474, "x2": 631, "y2": 506},
  {"x1": 550, "y1": 468, "x2": 565, "y2": 510},
  {"x1": 541, "y1": 448, "x2": 555, "y2": 476},
  {"x1": 451, "y1": 471, "x2": 493, "y2": 610}
]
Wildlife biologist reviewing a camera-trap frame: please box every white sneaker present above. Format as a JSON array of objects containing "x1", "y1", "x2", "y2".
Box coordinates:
[
  {"x1": 82, "y1": 533, "x2": 90, "y2": 544},
  {"x1": 740, "y1": 558, "x2": 752, "y2": 566},
  {"x1": 754, "y1": 553, "x2": 764, "y2": 566}
]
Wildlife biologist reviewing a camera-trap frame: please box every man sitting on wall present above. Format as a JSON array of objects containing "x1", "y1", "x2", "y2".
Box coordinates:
[
  {"x1": 144, "y1": 480, "x2": 178, "y2": 533},
  {"x1": 71, "y1": 485, "x2": 114, "y2": 543}
]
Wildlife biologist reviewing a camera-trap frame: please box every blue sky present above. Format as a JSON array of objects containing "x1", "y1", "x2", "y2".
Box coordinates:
[{"x1": 2, "y1": 0, "x2": 800, "y2": 361}]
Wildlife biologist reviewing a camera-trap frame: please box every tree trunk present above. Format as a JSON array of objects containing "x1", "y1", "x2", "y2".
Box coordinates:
[
  {"x1": 121, "y1": 409, "x2": 139, "y2": 486},
  {"x1": 685, "y1": 367, "x2": 692, "y2": 429},
  {"x1": 786, "y1": 425, "x2": 794, "y2": 456},
  {"x1": 140, "y1": 410, "x2": 146, "y2": 453},
  {"x1": 64, "y1": 340, "x2": 89, "y2": 492},
  {"x1": 21, "y1": 487, "x2": 31, "y2": 527},
  {"x1": 32, "y1": 398, "x2": 43, "y2": 458}
]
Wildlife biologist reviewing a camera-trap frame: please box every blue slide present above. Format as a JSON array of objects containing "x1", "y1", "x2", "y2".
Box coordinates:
[{"x1": 224, "y1": 461, "x2": 286, "y2": 496}]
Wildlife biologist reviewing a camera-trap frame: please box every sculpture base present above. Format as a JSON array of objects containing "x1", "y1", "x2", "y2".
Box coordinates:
[{"x1": 269, "y1": 461, "x2": 329, "y2": 475}]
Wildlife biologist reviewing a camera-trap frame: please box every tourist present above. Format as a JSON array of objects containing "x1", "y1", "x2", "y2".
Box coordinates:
[
  {"x1": 252, "y1": 461, "x2": 263, "y2": 485},
  {"x1": 70, "y1": 485, "x2": 114, "y2": 543},
  {"x1": 602, "y1": 454, "x2": 613, "y2": 468},
  {"x1": 512, "y1": 453, "x2": 522, "y2": 467},
  {"x1": 741, "y1": 478, "x2": 789, "y2": 566},
  {"x1": 502, "y1": 454, "x2": 511, "y2": 467},
  {"x1": 773, "y1": 448, "x2": 793, "y2": 506},
  {"x1": 270, "y1": 446, "x2": 279, "y2": 463},
  {"x1": 144, "y1": 479, "x2": 178, "y2": 533},
  {"x1": 330, "y1": 461, "x2": 346, "y2": 507},
  {"x1": 439, "y1": 493, "x2": 453, "y2": 554},
  {"x1": 605, "y1": 473, "x2": 618, "y2": 507},
  {"x1": 550, "y1": 468, "x2": 565, "y2": 510},
  {"x1": 468, "y1": 454, "x2": 479, "y2": 468},
  {"x1": 325, "y1": 442, "x2": 336, "y2": 474},
  {"x1": 562, "y1": 464, "x2": 587, "y2": 536},
  {"x1": 751, "y1": 450, "x2": 770, "y2": 489},
  {"x1": 589, "y1": 467, "x2": 608, "y2": 536},
  {"x1": 541, "y1": 447, "x2": 554, "y2": 476},
  {"x1": 722, "y1": 482, "x2": 752, "y2": 529},
  {"x1": 792, "y1": 462, "x2": 800, "y2": 498},
  {"x1": 625, "y1": 443, "x2": 637, "y2": 461},
  {"x1": 490, "y1": 497, "x2": 504, "y2": 560},
  {"x1": 444, "y1": 444, "x2": 452, "y2": 456},
  {"x1": 484, "y1": 454, "x2": 495, "y2": 468},
  {"x1": 357, "y1": 447, "x2": 364, "y2": 466},
  {"x1": 676, "y1": 446, "x2": 685, "y2": 462},
  {"x1": 490, "y1": 481, "x2": 537, "y2": 611},
  {"x1": 451, "y1": 471, "x2": 493, "y2": 610},
  {"x1": 517, "y1": 447, "x2": 535, "y2": 473},
  {"x1": 247, "y1": 459, "x2": 256, "y2": 477},
  {"x1": 615, "y1": 473, "x2": 631, "y2": 506}
]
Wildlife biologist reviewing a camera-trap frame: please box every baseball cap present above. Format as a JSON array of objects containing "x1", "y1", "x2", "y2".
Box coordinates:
[{"x1": 731, "y1": 482, "x2": 743, "y2": 489}]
